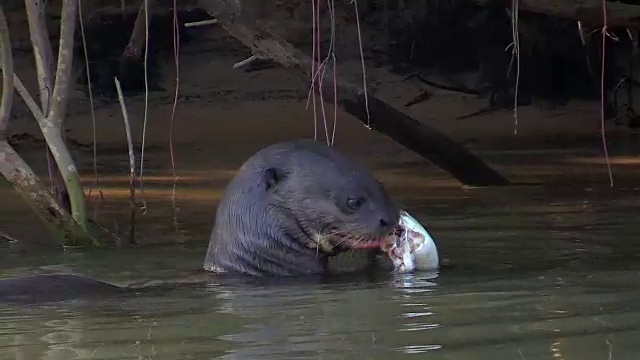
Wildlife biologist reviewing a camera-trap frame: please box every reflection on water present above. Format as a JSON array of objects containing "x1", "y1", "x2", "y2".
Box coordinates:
[
  {"x1": 3, "y1": 265, "x2": 639, "y2": 359},
  {"x1": 1, "y1": 151, "x2": 640, "y2": 359}
]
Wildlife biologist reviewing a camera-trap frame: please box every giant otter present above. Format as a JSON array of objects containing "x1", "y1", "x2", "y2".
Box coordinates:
[
  {"x1": 0, "y1": 139, "x2": 399, "y2": 302},
  {"x1": 204, "y1": 139, "x2": 399, "y2": 276}
]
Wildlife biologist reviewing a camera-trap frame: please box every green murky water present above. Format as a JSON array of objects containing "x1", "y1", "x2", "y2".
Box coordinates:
[{"x1": 1, "y1": 149, "x2": 640, "y2": 360}]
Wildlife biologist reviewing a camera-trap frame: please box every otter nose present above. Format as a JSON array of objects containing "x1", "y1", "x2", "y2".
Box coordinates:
[{"x1": 379, "y1": 218, "x2": 389, "y2": 229}]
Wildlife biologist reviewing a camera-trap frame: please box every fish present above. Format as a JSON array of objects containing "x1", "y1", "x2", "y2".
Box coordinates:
[{"x1": 382, "y1": 210, "x2": 440, "y2": 273}]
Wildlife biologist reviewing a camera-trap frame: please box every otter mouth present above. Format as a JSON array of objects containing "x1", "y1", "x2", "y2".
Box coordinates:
[{"x1": 314, "y1": 228, "x2": 387, "y2": 252}]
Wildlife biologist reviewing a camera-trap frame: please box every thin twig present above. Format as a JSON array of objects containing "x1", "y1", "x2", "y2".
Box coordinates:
[
  {"x1": 170, "y1": 0, "x2": 181, "y2": 235},
  {"x1": 317, "y1": 26, "x2": 331, "y2": 144},
  {"x1": 317, "y1": 0, "x2": 338, "y2": 145},
  {"x1": 13, "y1": 74, "x2": 45, "y2": 122},
  {"x1": 78, "y1": 0, "x2": 100, "y2": 200},
  {"x1": 184, "y1": 19, "x2": 218, "y2": 27},
  {"x1": 0, "y1": 231, "x2": 19, "y2": 243},
  {"x1": 139, "y1": 0, "x2": 150, "y2": 214},
  {"x1": 511, "y1": 0, "x2": 521, "y2": 135},
  {"x1": 329, "y1": 0, "x2": 338, "y2": 146},
  {"x1": 315, "y1": 0, "x2": 321, "y2": 139},
  {"x1": 316, "y1": 0, "x2": 329, "y2": 143},
  {"x1": 114, "y1": 77, "x2": 137, "y2": 246},
  {"x1": 308, "y1": 0, "x2": 319, "y2": 140},
  {"x1": 233, "y1": 54, "x2": 257, "y2": 69},
  {"x1": 306, "y1": 0, "x2": 339, "y2": 145},
  {"x1": 600, "y1": 0, "x2": 614, "y2": 187},
  {"x1": 352, "y1": 0, "x2": 371, "y2": 129}
]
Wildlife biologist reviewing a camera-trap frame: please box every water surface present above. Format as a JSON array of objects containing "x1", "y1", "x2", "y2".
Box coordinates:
[{"x1": 0, "y1": 148, "x2": 639, "y2": 360}]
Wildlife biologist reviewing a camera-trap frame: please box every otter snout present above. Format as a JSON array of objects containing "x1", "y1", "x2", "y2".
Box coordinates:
[
  {"x1": 373, "y1": 210, "x2": 399, "y2": 238},
  {"x1": 378, "y1": 200, "x2": 400, "y2": 236}
]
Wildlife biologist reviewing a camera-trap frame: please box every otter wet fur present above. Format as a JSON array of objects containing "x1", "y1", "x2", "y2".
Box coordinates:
[
  {"x1": 204, "y1": 139, "x2": 400, "y2": 277},
  {"x1": 0, "y1": 140, "x2": 399, "y2": 303}
]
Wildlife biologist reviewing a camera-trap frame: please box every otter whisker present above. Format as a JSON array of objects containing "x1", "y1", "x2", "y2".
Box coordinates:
[
  {"x1": 330, "y1": 233, "x2": 353, "y2": 248},
  {"x1": 333, "y1": 233, "x2": 366, "y2": 249},
  {"x1": 324, "y1": 228, "x2": 342, "y2": 236},
  {"x1": 341, "y1": 235, "x2": 364, "y2": 257}
]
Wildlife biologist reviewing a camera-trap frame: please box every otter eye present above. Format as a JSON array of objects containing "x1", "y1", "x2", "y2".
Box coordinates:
[{"x1": 346, "y1": 197, "x2": 365, "y2": 212}]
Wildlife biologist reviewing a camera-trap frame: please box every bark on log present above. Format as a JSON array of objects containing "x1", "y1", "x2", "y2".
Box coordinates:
[
  {"x1": 0, "y1": 142, "x2": 98, "y2": 247},
  {"x1": 198, "y1": 0, "x2": 510, "y2": 186},
  {"x1": 482, "y1": 0, "x2": 640, "y2": 28},
  {"x1": 24, "y1": 0, "x2": 54, "y2": 112}
]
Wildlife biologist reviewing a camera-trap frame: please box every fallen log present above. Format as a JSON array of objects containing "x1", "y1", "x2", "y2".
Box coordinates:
[
  {"x1": 481, "y1": 0, "x2": 640, "y2": 28},
  {"x1": 197, "y1": 0, "x2": 510, "y2": 186}
]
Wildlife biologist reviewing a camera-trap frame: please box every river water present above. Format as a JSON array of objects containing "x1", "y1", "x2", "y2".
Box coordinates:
[{"x1": 0, "y1": 145, "x2": 639, "y2": 359}]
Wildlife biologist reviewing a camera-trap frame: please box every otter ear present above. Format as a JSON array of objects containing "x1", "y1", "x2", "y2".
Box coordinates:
[{"x1": 263, "y1": 167, "x2": 288, "y2": 191}]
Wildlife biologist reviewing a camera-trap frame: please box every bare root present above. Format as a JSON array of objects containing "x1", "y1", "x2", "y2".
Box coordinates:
[
  {"x1": 600, "y1": 0, "x2": 614, "y2": 186},
  {"x1": 78, "y1": 0, "x2": 101, "y2": 204},
  {"x1": 170, "y1": 0, "x2": 181, "y2": 236},
  {"x1": 139, "y1": 0, "x2": 151, "y2": 214}
]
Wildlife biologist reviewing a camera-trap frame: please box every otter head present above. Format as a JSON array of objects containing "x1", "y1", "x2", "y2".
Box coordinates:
[{"x1": 261, "y1": 141, "x2": 399, "y2": 255}]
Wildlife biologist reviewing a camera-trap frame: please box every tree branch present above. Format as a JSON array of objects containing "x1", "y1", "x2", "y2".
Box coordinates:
[
  {"x1": 24, "y1": 0, "x2": 54, "y2": 111},
  {"x1": 197, "y1": 0, "x2": 510, "y2": 186},
  {"x1": 0, "y1": 3, "x2": 97, "y2": 247},
  {"x1": 17, "y1": 0, "x2": 90, "y2": 233},
  {"x1": 0, "y1": 142, "x2": 98, "y2": 247},
  {"x1": 24, "y1": 0, "x2": 70, "y2": 219},
  {"x1": 48, "y1": 0, "x2": 78, "y2": 126}
]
